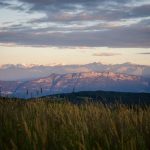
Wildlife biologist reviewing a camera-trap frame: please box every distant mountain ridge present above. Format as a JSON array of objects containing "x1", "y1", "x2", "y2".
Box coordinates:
[
  {"x1": 0, "y1": 71, "x2": 150, "y2": 98},
  {"x1": 0, "y1": 62, "x2": 150, "y2": 81}
]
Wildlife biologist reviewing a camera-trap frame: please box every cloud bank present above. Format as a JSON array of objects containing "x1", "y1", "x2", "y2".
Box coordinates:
[
  {"x1": 0, "y1": 0, "x2": 150, "y2": 48},
  {"x1": 93, "y1": 52, "x2": 121, "y2": 56}
]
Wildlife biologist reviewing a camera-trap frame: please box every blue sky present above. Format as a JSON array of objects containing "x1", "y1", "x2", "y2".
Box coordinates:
[{"x1": 0, "y1": 0, "x2": 150, "y2": 65}]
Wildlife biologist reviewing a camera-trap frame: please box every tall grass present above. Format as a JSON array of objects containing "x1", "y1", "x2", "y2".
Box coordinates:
[{"x1": 0, "y1": 98, "x2": 150, "y2": 150}]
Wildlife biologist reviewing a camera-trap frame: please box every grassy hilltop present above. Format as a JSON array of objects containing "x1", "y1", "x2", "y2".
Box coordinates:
[{"x1": 0, "y1": 98, "x2": 150, "y2": 150}]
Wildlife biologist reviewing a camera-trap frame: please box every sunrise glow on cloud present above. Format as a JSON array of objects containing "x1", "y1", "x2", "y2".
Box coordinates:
[{"x1": 0, "y1": 0, "x2": 150, "y2": 65}]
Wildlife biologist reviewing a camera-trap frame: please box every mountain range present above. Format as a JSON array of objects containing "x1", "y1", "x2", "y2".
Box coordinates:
[
  {"x1": 0, "y1": 62, "x2": 150, "y2": 81},
  {"x1": 0, "y1": 71, "x2": 150, "y2": 98}
]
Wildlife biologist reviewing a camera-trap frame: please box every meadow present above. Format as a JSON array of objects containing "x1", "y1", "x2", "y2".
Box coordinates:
[{"x1": 0, "y1": 98, "x2": 150, "y2": 150}]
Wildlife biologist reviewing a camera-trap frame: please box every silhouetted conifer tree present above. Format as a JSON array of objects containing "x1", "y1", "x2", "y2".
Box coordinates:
[
  {"x1": 26, "y1": 89, "x2": 29, "y2": 95},
  {"x1": 40, "y1": 87, "x2": 43, "y2": 94},
  {"x1": 30, "y1": 92, "x2": 33, "y2": 98},
  {"x1": 36, "y1": 90, "x2": 39, "y2": 96},
  {"x1": 0, "y1": 87, "x2": 1, "y2": 97}
]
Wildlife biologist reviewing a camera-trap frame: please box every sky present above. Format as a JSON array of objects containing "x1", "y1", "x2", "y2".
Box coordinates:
[{"x1": 0, "y1": 0, "x2": 150, "y2": 65}]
